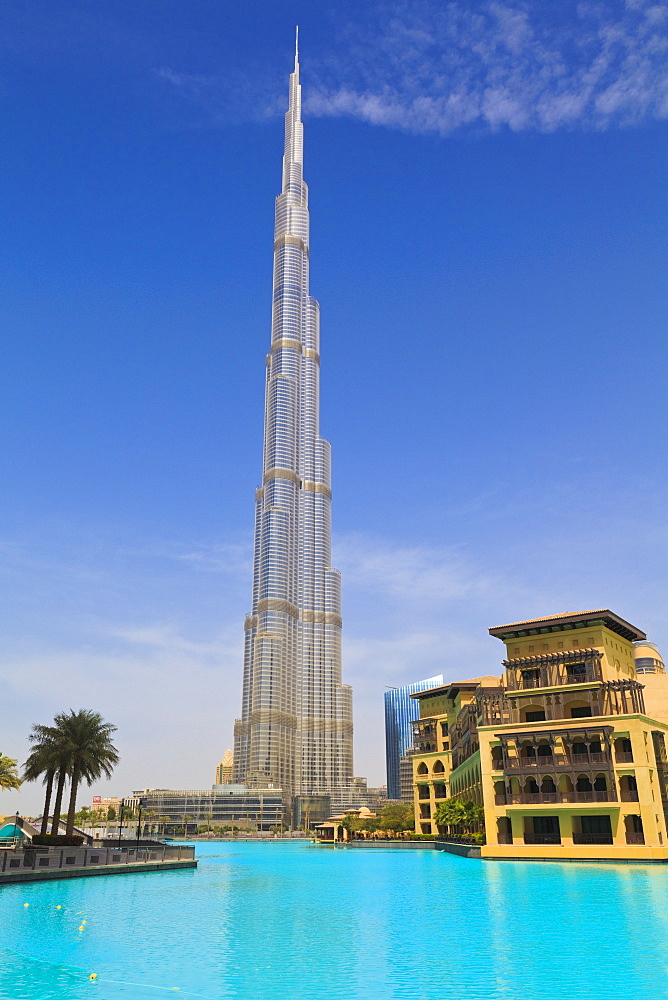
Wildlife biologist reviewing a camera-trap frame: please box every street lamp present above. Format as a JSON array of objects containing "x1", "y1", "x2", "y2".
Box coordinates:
[
  {"x1": 135, "y1": 804, "x2": 143, "y2": 851},
  {"x1": 117, "y1": 799, "x2": 125, "y2": 848}
]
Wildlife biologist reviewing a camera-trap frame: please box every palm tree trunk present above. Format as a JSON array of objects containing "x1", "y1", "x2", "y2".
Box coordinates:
[
  {"x1": 50, "y1": 769, "x2": 67, "y2": 835},
  {"x1": 41, "y1": 771, "x2": 54, "y2": 835},
  {"x1": 66, "y1": 762, "x2": 81, "y2": 837}
]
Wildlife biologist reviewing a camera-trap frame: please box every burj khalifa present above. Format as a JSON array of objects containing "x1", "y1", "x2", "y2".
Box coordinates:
[{"x1": 233, "y1": 36, "x2": 354, "y2": 807}]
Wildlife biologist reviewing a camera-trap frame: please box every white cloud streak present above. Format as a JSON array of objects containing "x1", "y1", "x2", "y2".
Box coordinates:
[{"x1": 305, "y1": 0, "x2": 668, "y2": 134}]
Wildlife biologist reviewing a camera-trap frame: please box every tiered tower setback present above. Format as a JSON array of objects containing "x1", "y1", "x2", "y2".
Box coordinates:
[{"x1": 233, "y1": 38, "x2": 354, "y2": 804}]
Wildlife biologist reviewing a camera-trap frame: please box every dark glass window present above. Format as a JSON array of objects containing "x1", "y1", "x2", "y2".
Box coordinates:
[
  {"x1": 571, "y1": 707, "x2": 592, "y2": 718},
  {"x1": 526, "y1": 710, "x2": 546, "y2": 722},
  {"x1": 581, "y1": 815, "x2": 612, "y2": 837},
  {"x1": 534, "y1": 816, "x2": 559, "y2": 835}
]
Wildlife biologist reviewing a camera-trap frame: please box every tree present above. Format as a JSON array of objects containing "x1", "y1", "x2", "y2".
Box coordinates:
[
  {"x1": 23, "y1": 724, "x2": 70, "y2": 835},
  {"x1": 75, "y1": 807, "x2": 92, "y2": 827},
  {"x1": 144, "y1": 809, "x2": 158, "y2": 835},
  {"x1": 52, "y1": 710, "x2": 119, "y2": 837},
  {"x1": 183, "y1": 814, "x2": 191, "y2": 837},
  {"x1": 341, "y1": 814, "x2": 363, "y2": 837},
  {"x1": 107, "y1": 806, "x2": 117, "y2": 821},
  {"x1": 435, "y1": 799, "x2": 484, "y2": 837},
  {"x1": 378, "y1": 802, "x2": 415, "y2": 833},
  {"x1": 0, "y1": 753, "x2": 21, "y2": 792}
]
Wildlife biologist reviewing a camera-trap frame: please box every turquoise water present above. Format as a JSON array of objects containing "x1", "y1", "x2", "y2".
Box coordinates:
[{"x1": 2, "y1": 841, "x2": 668, "y2": 999}]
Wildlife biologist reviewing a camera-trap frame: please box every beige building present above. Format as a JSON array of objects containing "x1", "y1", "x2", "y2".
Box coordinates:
[
  {"x1": 215, "y1": 750, "x2": 234, "y2": 785},
  {"x1": 412, "y1": 610, "x2": 668, "y2": 862}
]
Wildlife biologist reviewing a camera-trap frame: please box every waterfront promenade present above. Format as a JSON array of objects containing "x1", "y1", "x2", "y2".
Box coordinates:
[{"x1": 0, "y1": 843, "x2": 196, "y2": 884}]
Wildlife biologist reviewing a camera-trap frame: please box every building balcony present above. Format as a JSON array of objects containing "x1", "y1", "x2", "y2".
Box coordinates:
[
  {"x1": 625, "y1": 833, "x2": 645, "y2": 845},
  {"x1": 615, "y1": 752, "x2": 634, "y2": 764},
  {"x1": 505, "y1": 791, "x2": 617, "y2": 805},
  {"x1": 505, "y1": 652, "x2": 603, "y2": 692},
  {"x1": 523, "y1": 834, "x2": 561, "y2": 845},
  {"x1": 502, "y1": 752, "x2": 612, "y2": 771},
  {"x1": 572, "y1": 833, "x2": 614, "y2": 845},
  {"x1": 620, "y1": 790, "x2": 639, "y2": 802}
]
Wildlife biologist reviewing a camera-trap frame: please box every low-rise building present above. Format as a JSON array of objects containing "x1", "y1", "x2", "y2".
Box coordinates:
[
  {"x1": 411, "y1": 676, "x2": 499, "y2": 834},
  {"x1": 329, "y1": 777, "x2": 388, "y2": 813},
  {"x1": 412, "y1": 610, "x2": 668, "y2": 862},
  {"x1": 134, "y1": 785, "x2": 283, "y2": 832},
  {"x1": 314, "y1": 807, "x2": 377, "y2": 843},
  {"x1": 91, "y1": 795, "x2": 140, "y2": 816}
]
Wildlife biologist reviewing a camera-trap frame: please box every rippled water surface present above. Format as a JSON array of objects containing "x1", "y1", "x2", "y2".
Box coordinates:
[{"x1": 2, "y1": 841, "x2": 668, "y2": 999}]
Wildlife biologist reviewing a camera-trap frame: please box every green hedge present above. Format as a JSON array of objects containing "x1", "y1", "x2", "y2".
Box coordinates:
[{"x1": 31, "y1": 834, "x2": 85, "y2": 847}]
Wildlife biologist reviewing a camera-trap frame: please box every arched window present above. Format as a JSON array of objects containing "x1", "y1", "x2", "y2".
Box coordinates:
[
  {"x1": 417, "y1": 762, "x2": 428, "y2": 775},
  {"x1": 521, "y1": 706, "x2": 546, "y2": 723},
  {"x1": 541, "y1": 776, "x2": 556, "y2": 794},
  {"x1": 567, "y1": 701, "x2": 593, "y2": 719},
  {"x1": 593, "y1": 773, "x2": 608, "y2": 792},
  {"x1": 625, "y1": 814, "x2": 644, "y2": 844},
  {"x1": 497, "y1": 817, "x2": 512, "y2": 844},
  {"x1": 433, "y1": 760, "x2": 445, "y2": 774},
  {"x1": 620, "y1": 774, "x2": 639, "y2": 801},
  {"x1": 576, "y1": 775, "x2": 592, "y2": 792}
]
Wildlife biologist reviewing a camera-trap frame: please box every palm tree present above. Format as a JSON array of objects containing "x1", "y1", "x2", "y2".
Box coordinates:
[
  {"x1": 52, "y1": 710, "x2": 119, "y2": 838},
  {"x1": 23, "y1": 723, "x2": 71, "y2": 835},
  {"x1": 0, "y1": 753, "x2": 21, "y2": 792},
  {"x1": 144, "y1": 809, "x2": 157, "y2": 836},
  {"x1": 435, "y1": 799, "x2": 484, "y2": 838}
]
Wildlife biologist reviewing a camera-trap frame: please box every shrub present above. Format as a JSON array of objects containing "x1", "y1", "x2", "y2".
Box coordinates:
[{"x1": 31, "y1": 834, "x2": 85, "y2": 847}]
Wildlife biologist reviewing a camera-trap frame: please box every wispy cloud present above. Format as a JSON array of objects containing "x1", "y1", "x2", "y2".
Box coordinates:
[
  {"x1": 335, "y1": 533, "x2": 502, "y2": 605},
  {"x1": 305, "y1": 0, "x2": 668, "y2": 134},
  {"x1": 155, "y1": 67, "x2": 216, "y2": 95}
]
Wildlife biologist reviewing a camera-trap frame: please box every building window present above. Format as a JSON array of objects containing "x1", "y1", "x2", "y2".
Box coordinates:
[{"x1": 575, "y1": 815, "x2": 613, "y2": 844}]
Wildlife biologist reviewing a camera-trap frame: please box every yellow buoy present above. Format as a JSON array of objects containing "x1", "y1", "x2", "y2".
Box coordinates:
[
  {"x1": 89, "y1": 973, "x2": 98, "y2": 981},
  {"x1": 56, "y1": 905, "x2": 62, "y2": 910},
  {"x1": 79, "y1": 925, "x2": 85, "y2": 931},
  {"x1": 23, "y1": 903, "x2": 29, "y2": 908}
]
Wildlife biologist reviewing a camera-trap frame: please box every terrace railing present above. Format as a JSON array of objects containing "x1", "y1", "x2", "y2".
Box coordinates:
[{"x1": 1, "y1": 844, "x2": 195, "y2": 874}]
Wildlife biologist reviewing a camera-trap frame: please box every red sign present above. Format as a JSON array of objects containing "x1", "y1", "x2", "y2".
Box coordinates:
[{"x1": 92, "y1": 796, "x2": 101, "y2": 803}]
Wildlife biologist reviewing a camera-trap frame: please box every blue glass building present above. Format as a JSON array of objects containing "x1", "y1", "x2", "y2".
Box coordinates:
[{"x1": 384, "y1": 676, "x2": 444, "y2": 799}]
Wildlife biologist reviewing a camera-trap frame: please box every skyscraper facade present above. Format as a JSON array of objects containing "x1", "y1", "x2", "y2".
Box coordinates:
[
  {"x1": 384, "y1": 676, "x2": 444, "y2": 799},
  {"x1": 233, "y1": 40, "x2": 354, "y2": 806}
]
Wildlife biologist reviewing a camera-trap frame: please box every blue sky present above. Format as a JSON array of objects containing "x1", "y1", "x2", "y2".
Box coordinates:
[{"x1": 1, "y1": 0, "x2": 667, "y2": 813}]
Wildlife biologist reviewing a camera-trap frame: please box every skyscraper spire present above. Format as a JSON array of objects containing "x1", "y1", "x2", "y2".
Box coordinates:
[
  {"x1": 295, "y1": 25, "x2": 299, "y2": 71},
  {"x1": 234, "y1": 41, "x2": 354, "y2": 812}
]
